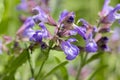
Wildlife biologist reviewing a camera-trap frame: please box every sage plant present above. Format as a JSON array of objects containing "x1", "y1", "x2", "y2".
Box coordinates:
[
  {"x1": 16, "y1": 0, "x2": 120, "y2": 79},
  {"x1": 0, "y1": 0, "x2": 120, "y2": 80}
]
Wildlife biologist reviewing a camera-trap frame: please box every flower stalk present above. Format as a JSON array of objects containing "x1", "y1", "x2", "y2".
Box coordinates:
[{"x1": 76, "y1": 52, "x2": 88, "y2": 80}]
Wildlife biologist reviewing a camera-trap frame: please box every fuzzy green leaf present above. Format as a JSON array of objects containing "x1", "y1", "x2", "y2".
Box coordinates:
[{"x1": 55, "y1": 57, "x2": 69, "y2": 80}]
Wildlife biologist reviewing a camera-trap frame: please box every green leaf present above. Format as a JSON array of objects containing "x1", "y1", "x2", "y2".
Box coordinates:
[
  {"x1": 42, "y1": 61, "x2": 69, "y2": 79},
  {"x1": 72, "y1": 34, "x2": 86, "y2": 47},
  {"x1": 87, "y1": 65, "x2": 108, "y2": 80},
  {"x1": 0, "y1": 0, "x2": 4, "y2": 23},
  {"x1": 86, "y1": 52, "x2": 103, "y2": 64},
  {"x1": 55, "y1": 57, "x2": 68, "y2": 80},
  {"x1": 3, "y1": 49, "x2": 29, "y2": 79}
]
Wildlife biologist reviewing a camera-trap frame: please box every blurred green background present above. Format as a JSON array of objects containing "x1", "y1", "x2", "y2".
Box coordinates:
[{"x1": 0, "y1": 0, "x2": 120, "y2": 80}]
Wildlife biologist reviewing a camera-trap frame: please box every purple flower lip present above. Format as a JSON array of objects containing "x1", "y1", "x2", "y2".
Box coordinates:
[
  {"x1": 111, "y1": 27, "x2": 120, "y2": 40},
  {"x1": 30, "y1": 22, "x2": 50, "y2": 42},
  {"x1": 73, "y1": 19, "x2": 93, "y2": 40},
  {"x1": 61, "y1": 38, "x2": 80, "y2": 60},
  {"x1": 17, "y1": 17, "x2": 35, "y2": 37},
  {"x1": 24, "y1": 17, "x2": 35, "y2": 29},
  {"x1": 58, "y1": 10, "x2": 75, "y2": 24},
  {"x1": 100, "y1": 0, "x2": 120, "y2": 23},
  {"x1": 74, "y1": 26, "x2": 87, "y2": 40},
  {"x1": 85, "y1": 40, "x2": 98, "y2": 53},
  {"x1": 58, "y1": 10, "x2": 69, "y2": 23},
  {"x1": 85, "y1": 34, "x2": 98, "y2": 53},
  {"x1": 23, "y1": 28, "x2": 35, "y2": 38},
  {"x1": 30, "y1": 31, "x2": 42, "y2": 42},
  {"x1": 38, "y1": 22, "x2": 50, "y2": 38},
  {"x1": 32, "y1": 6, "x2": 48, "y2": 23}
]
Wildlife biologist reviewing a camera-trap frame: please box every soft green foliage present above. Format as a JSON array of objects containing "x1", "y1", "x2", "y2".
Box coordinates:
[{"x1": 0, "y1": 0, "x2": 4, "y2": 23}]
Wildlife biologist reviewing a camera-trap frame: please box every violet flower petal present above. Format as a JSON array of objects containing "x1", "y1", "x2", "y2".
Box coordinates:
[
  {"x1": 85, "y1": 40, "x2": 98, "y2": 53},
  {"x1": 58, "y1": 10, "x2": 69, "y2": 23},
  {"x1": 32, "y1": 6, "x2": 48, "y2": 23},
  {"x1": 17, "y1": 0, "x2": 28, "y2": 11},
  {"x1": 24, "y1": 17, "x2": 35, "y2": 29},
  {"x1": 23, "y1": 28, "x2": 35, "y2": 38},
  {"x1": 38, "y1": 22, "x2": 49, "y2": 38},
  {"x1": 61, "y1": 39, "x2": 79, "y2": 60},
  {"x1": 30, "y1": 31, "x2": 42, "y2": 42},
  {"x1": 74, "y1": 26, "x2": 87, "y2": 40}
]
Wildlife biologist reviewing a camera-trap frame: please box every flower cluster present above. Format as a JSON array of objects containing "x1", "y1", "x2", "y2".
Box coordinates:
[{"x1": 16, "y1": 0, "x2": 120, "y2": 60}]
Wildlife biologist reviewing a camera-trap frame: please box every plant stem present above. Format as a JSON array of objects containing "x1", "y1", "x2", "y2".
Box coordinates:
[
  {"x1": 76, "y1": 60, "x2": 83, "y2": 80},
  {"x1": 76, "y1": 53, "x2": 88, "y2": 80},
  {"x1": 97, "y1": 21, "x2": 101, "y2": 28},
  {"x1": 27, "y1": 49, "x2": 34, "y2": 79},
  {"x1": 35, "y1": 41, "x2": 53, "y2": 80},
  {"x1": 35, "y1": 57, "x2": 47, "y2": 80}
]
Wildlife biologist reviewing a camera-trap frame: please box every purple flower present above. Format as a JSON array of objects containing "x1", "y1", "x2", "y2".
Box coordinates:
[
  {"x1": 100, "y1": 0, "x2": 120, "y2": 23},
  {"x1": 85, "y1": 34, "x2": 98, "y2": 53},
  {"x1": 97, "y1": 36, "x2": 110, "y2": 52},
  {"x1": 58, "y1": 10, "x2": 69, "y2": 23},
  {"x1": 85, "y1": 40, "x2": 98, "y2": 53},
  {"x1": 24, "y1": 17, "x2": 35, "y2": 29},
  {"x1": 32, "y1": 6, "x2": 48, "y2": 23},
  {"x1": 17, "y1": 0, "x2": 28, "y2": 11},
  {"x1": 30, "y1": 22, "x2": 49, "y2": 42},
  {"x1": 23, "y1": 28, "x2": 35, "y2": 38},
  {"x1": 111, "y1": 27, "x2": 120, "y2": 41},
  {"x1": 58, "y1": 10, "x2": 75, "y2": 24},
  {"x1": 56, "y1": 10, "x2": 75, "y2": 37},
  {"x1": 69, "y1": 29, "x2": 77, "y2": 35},
  {"x1": 17, "y1": 0, "x2": 37, "y2": 12},
  {"x1": 97, "y1": 36, "x2": 109, "y2": 45},
  {"x1": 100, "y1": 37, "x2": 109, "y2": 44},
  {"x1": 100, "y1": 44, "x2": 110, "y2": 52},
  {"x1": 30, "y1": 31, "x2": 42, "y2": 42},
  {"x1": 61, "y1": 38, "x2": 80, "y2": 60},
  {"x1": 22, "y1": 17, "x2": 35, "y2": 38},
  {"x1": 22, "y1": 17, "x2": 49, "y2": 42},
  {"x1": 74, "y1": 26, "x2": 87, "y2": 40},
  {"x1": 73, "y1": 19, "x2": 91, "y2": 40},
  {"x1": 38, "y1": 22, "x2": 50, "y2": 38}
]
